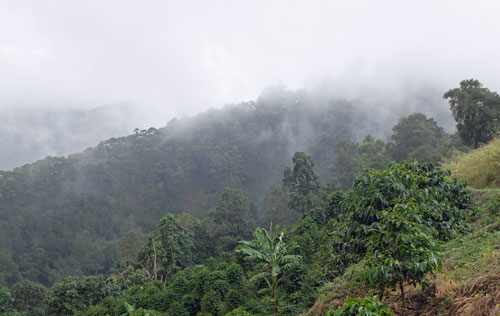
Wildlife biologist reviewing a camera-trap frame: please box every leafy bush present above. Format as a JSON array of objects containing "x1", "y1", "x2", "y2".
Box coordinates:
[
  {"x1": 0, "y1": 288, "x2": 17, "y2": 315},
  {"x1": 123, "y1": 301, "x2": 165, "y2": 316},
  {"x1": 339, "y1": 162, "x2": 472, "y2": 302},
  {"x1": 45, "y1": 275, "x2": 112, "y2": 316},
  {"x1": 326, "y1": 297, "x2": 393, "y2": 316},
  {"x1": 225, "y1": 307, "x2": 253, "y2": 316},
  {"x1": 361, "y1": 201, "x2": 441, "y2": 299},
  {"x1": 342, "y1": 162, "x2": 473, "y2": 257}
]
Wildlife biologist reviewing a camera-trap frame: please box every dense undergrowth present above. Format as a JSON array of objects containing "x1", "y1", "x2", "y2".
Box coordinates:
[
  {"x1": 1, "y1": 160, "x2": 483, "y2": 316},
  {"x1": 305, "y1": 188, "x2": 500, "y2": 316},
  {"x1": 2, "y1": 80, "x2": 500, "y2": 315}
]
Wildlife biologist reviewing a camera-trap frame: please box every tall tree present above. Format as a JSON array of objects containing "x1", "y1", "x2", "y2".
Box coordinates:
[
  {"x1": 138, "y1": 214, "x2": 194, "y2": 285},
  {"x1": 283, "y1": 152, "x2": 322, "y2": 214},
  {"x1": 202, "y1": 188, "x2": 255, "y2": 256},
  {"x1": 389, "y1": 113, "x2": 452, "y2": 162},
  {"x1": 444, "y1": 79, "x2": 500, "y2": 148}
]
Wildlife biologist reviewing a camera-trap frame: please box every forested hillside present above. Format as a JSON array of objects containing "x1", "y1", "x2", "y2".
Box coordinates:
[
  {"x1": 2, "y1": 1, "x2": 500, "y2": 314},
  {"x1": 2, "y1": 79, "x2": 490, "y2": 316},
  {"x1": 0, "y1": 85, "x2": 461, "y2": 288},
  {"x1": 0, "y1": 80, "x2": 499, "y2": 316}
]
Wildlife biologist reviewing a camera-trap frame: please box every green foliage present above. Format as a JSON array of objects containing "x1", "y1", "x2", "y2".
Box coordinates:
[
  {"x1": 201, "y1": 290, "x2": 223, "y2": 315},
  {"x1": 138, "y1": 214, "x2": 194, "y2": 284},
  {"x1": 74, "y1": 304, "x2": 109, "y2": 316},
  {"x1": 0, "y1": 253, "x2": 20, "y2": 287},
  {"x1": 0, "y1": 87, "x2": 484, "y2": 316},
  {"x1": 11, "y1": 280, "x2": 46, "y2": 316},
  {"x1": 225, "y1": 307, "x2": 253, "y2": 316},
  {"x1": 327, "y1": 297, "x2": 393, "y2": 316},
  {"x1": 288, "y1": 217, "x2": 320, "y2": 264},
  {"x1": 444, "y1": 79, "x2": 500, "y2": 148},
  {"x1": 343, "y1": 162, "x2": 473, "y2": 256},
  {"x1": 332, "y1": 136, "x2": 391, "y2": 190},
  {"x1": 118, "y1": 230, "x2": 143, "y2": 261},
  {"x1": 337, "y1": 162, "x2": 473, "y2": 303},
  {"x1": 123, "y1": 301, "x2": 164, "y2": 316},
  {"x1": 281, "y1": 266, "x2": 322, "y2": 315},
  {"x1": 0, "y1": 86, "x2": 457, "y2": 289},
  {"x1": 45, "y1": 275, "x2": 112, "y2": 316},
  {"x1": 0, "y1": 90, "x2": 364, "y2": 286},
  {"x1": 283, "y1": 152, "x2": 322, "y2": 214},
  {"x1": 389, "y1": 113, "x2": 454, "y2": 162},
  {"x1": 0, "y1": 288, "x2": 15, "y2": 314},
  {"x1": 362, "y1": 201, "x2": 441, "y2": 296},
  {"x1": 262, "y1": 186, "x2": 298, "y2": 228},
  {"x1": 201, "y1": 188, "x2": 255, "y2": 257},
  {"x1": 238, "y1": 225, "x2": 300, "y2": 316}
]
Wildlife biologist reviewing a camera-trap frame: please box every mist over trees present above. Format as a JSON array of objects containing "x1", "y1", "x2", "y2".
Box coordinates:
[
  {"x1": 0, "y1": 103, "x2": 152, "y2": 170},
  {"x1": 2, "y1": 0, "x2": 500, "y2": 313},
  {"x1": 1, "y1": 79, "x2": 497, "y2": 315},
  {"x1": 0, "y1": 84, "x2": 469, "y2": 289}
]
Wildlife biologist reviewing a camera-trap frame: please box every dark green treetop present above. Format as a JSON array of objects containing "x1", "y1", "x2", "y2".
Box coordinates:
[
  {"x1": 138, "y1": 214, "x2": 194, "y2": 285},
  {"x1": 283, "y1": 152, "x2": 322, "y2": 214},
  {"x1": 389, "y1": 113, "x2": 452, "y2": 162},
  {"x1": 444, "y1": 79, "x2": 500, "y2": 148}
]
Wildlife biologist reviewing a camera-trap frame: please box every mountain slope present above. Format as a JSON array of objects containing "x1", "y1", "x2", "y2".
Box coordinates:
[
  {"x1": 0, "y1": 85, "x2": 457, "y2": 287},
  {"x1": 0, "y1": 88, "x2": 363, "y2": 286}
]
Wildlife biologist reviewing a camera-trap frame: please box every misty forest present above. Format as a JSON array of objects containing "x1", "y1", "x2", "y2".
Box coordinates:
[
  {"x1": 2, "y1": 78, "x2": 500, "y2": 316},
  {"x1": 2, "y1": 1, "x2": 500, "y2": 316}
]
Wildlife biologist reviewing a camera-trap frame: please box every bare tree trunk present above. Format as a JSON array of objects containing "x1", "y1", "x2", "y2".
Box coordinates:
[
  {"x1": 153, "y1": 240, "x2": 157, "y2": 281},
  {"x1": 140, "y1": 263, "x2": 153, "y2": 281},
  {"x1": 400, "y1": 281, "x2": 406, "y2": 310}
]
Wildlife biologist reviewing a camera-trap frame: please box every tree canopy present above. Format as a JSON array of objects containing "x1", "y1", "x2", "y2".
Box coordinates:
[
  {"x1": 283, "y1": 152, "x2": 322, "y2": 214},
  {"x1": 389, "y1": 113, "x2": 453, "y2": 162},
  {"x1": 444, "y1": 79, "x2": 500, "y2": 148}
]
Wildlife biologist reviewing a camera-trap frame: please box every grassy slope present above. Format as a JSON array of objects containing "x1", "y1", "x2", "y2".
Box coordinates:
[
  {"x1": 441, "y1": 138, "x2": 500, "y2": 188},
  {"x1": 304, "y1": 158, "x2": 500, "y2": 316}
]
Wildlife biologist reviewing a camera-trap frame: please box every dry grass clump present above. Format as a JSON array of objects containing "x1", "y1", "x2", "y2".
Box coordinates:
[
  {"x1": 435, "y1": 275, "x2": 460, "y2": 298},
  {"x1": 448, "y1": 274, "x2": 500, "y2": 316},
  {"x1": 441, "y1": 138, "x2": 500, "y2": 188}
]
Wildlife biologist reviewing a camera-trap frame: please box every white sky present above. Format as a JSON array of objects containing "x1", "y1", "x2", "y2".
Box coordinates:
[{"x1": 1, "y1": 0, "x2": 500, "y2": 119}]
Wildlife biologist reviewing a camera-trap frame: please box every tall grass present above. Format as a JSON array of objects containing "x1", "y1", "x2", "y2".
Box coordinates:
[{"x1": 441, "y1": 138, "x2": 500, "y2": 188}]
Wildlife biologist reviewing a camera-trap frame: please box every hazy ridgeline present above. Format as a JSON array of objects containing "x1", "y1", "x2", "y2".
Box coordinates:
[
  {"x1": 0, "y1": 84, "x2": 454, "y2": 287},
  {"x1": 0, "y1": 102, "x2": 154, "y2": 171},
  {"x1": 0, "y1": 81, "x2": 454, "y2": 172}
]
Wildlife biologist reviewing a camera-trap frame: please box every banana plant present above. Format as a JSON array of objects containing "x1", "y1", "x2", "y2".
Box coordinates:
[{"x1": 237, "y1": 224, "x2": 300, "y2": 316}]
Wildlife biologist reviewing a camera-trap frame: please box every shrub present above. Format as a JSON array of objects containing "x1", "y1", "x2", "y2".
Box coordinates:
[
  {"x1": 225, "y1": 307, "x2": 253, "y2": 316},
  {"x1": 327, "y1": 297, "x2": 393, "y2": 316},
  {"x1": 340, "y1": 162, "x2": 471, "y2": 305}
]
